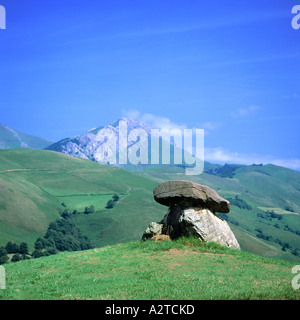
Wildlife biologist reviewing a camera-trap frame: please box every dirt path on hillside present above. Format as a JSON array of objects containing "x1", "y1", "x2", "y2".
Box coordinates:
[{"x1": 0, "y1": 168, "x2": 60, "y2": 173}]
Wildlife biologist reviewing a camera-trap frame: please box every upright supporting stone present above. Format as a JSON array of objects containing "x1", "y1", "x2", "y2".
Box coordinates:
[{"x1": 161, "y1": 204, "x2": 183, "y2": 239}]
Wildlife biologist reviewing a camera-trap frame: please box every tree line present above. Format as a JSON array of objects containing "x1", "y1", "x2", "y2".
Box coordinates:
[
  {"x1": 0, "y1": 206, "x2": 95, "y2": 265},
  {"x1": 227, "y1": 195, "x2": 252, "y2": 210},
  {"x1": 1, "y1": 193, "x2": 121, "y2": 264},
  {"x1": 0, "y1": 242, "x2": 30, "y2": 264},
  {"x1": 255, "y1": 228, "x2": 300, "y2": 257}
]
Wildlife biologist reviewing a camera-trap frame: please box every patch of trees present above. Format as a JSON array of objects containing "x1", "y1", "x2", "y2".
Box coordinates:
[
  {"x1": 5, "y1": 241, "x2": 28, "y2": 254},
  {"x1": 60, "y1": 203, "x2": 95, "y2": 215},
  {"x1": 206, "y1": 164, "x2": 242, "y2": 178},
  {"x1": 0, "y1": 247, "x2": 9, "y2": 265},
  {"x1": 255, "y1": 228, "x2": 274, "y2": 242},
  {"x1": 255, "y1": 228, "x2": 300, "y2": 257},
  {"x1": 275, "y1": 239, "x2": 300, "y2": 256},
  {"x1": 284, "y1": 206, "x2": 294, "y2": 213},
  {"x1": 257, "y1": 210, "x2": 282, "y2": 221},
  {"x1": 283, "y1": 224, "x2": 300, "y2": 236},
  {"x1": 105, "y1": 194, "x2": 119, "y2": 209},
  {"x1": 0, "y1": 205, "x2": 95, "y2": 265},
  {"x1": 0, "y1": 241, "x2": 30, "y2": 264},
  {"x1": 84, "y1": 205, "x2": 95, "y2": 214},
  {"x1": 227, "y1": 195, "x2": 252, "y2": 210},
  {"x1": 32, "y1": 217, "x2": 94, "y2": 257}
]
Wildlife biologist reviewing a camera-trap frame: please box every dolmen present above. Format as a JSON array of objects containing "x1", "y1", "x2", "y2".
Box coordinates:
[{"x1": 142, "y1": 180, "x2": 240, "y2": 250}]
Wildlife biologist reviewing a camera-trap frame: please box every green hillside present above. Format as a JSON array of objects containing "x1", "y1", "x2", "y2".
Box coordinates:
[
  {"x1": 0, "y1": 124, "x2": 52, "y2": 149},
  {"x1": 0, "y1": 149, "x2": 165, "y2": 251},
  {"x1": 0, "y1": 149, "x2": 299, "y2": 263},
  {"x1": 0, "y1": 239, "x2": 299, "y2": 300}
]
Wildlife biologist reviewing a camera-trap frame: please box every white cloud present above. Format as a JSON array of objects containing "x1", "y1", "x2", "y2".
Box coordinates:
[
  {"x1": 231, "y1": 105, "x2": 260, "y2": 118},
  {"x1": 205, "y1": 147, "x2": 300, "y2": 171},
  {"x1": 122, "y1": 109, "x2": 220, "y2": 133},
  {"x1": 122, "y1": 109, "x2": 141, "y2": 120},
  {"x1": 122, "y1": 109, "x2": 187, "y2": 131},
  {"x1": 122, "y1": 109, "x2": 201, "y2": 152},
  {"x1": 121, "y1": 109, "x2": 300, "y2": 171}
]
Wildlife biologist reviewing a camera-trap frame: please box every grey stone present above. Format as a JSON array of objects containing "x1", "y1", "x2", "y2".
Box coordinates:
[
  {"x1": 153, "y1": 180, "x2": 230, "y2": 213},
  {"x1": 142, "y1": 222, "x2": 164, "y2": 241},
  {"x1": 179, "y1": 208, "x2": 240, "y2": 250},
  {"x1": 142, "y1": 180, "x2": 240, "y2": 250}
]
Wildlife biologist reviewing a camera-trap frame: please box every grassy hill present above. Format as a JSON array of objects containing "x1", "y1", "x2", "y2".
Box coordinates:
[
  {"x1": 0, "y1": 149, "x2": 299, "y2": 263},
  {"x1": 0, "y1": 124, "x2": 52, "y2": 149},
  {"x1": 0, "y1": 238, "x2": 299, "y2": 300},
  {"x1": 0, "y1": 149, "x2": 165, "y2": 251}
]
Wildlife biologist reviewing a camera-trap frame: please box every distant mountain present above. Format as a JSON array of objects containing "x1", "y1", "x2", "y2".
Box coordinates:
[
  {"x1": 45, "y1": 117, "x2": 185, "y2": 170},
  {"x1": 0, "y1": 123, "x2": 52, "y2": 149}
]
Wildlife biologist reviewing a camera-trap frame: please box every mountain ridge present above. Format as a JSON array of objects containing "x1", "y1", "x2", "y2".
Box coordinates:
[
  {"x1": 0, "y1": 123, "x2": 52, "y2": 150},
  {"x1": 45, "y1": 117, "x2": 299, "y2": 174},
  {"x1": 45, "y1": 117, "x2": 190, "y2": 168}
]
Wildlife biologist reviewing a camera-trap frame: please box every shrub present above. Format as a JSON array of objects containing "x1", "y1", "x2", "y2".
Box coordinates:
[
  {"x1": 44, "y1": 247, "x2": 57, "y2": 256},
  {"x1": 285, "y1": 206, "x2": 294, "y2": 212},
  {"x1": 106, "y1": 200, "x2": 115, "y2": 209},
  {"x1": 32, "y1": 249, "x2": 44, "y2": 259},
  {"x1": 19, "y1": 242, "x2": 29, "y2": 254},
  {"x1": 84, "y1": 206, "x2": 95, "y2": 214},
  {"x1": 61, "y1": 209, "x2": 71, "y2": 219},
  {"x1": 0, "y1": 247, "x2": 9, "y2": 265},
  {"x1": 11, "y1": 253, "x2": 22, "y2": 262},
  {"x1": 227, "y1": 195, "x2": 252, "y2": 210},
  {"x1": 113, "y1": 194, "x2": 119, "y2": 202},
  {"x1": 84, "y1": 207, "x2": 90, "y2": 214},
  {"x1": 5, "y1": 241, "x2": 19, "y2": 254},
  {"x1": 34, "y1": 237, "x2": 51, "y2": 250}
]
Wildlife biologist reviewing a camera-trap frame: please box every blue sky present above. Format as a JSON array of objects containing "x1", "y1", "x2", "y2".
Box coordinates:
[{"x1": 0, "y1": 0, "x2": 299, "y2": 169}]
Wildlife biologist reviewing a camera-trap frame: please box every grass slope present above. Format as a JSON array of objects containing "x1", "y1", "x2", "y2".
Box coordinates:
[
  {"x1": 0, "y1": 149, "x2": 299, "y2": 262},
  {"x1": 0, "y1": 124, "x2": 52, "y2": 149},
  {"x1": 0, "y1": 149, "x2": 165, "y2": 250},
  {"x1": 0, "y1": 239, "x2": 299, "y2": 300}
]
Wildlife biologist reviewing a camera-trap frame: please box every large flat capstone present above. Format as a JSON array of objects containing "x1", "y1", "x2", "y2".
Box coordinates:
[{"x1": 153, "y1": 180, "x2": 230, "y2": 213}]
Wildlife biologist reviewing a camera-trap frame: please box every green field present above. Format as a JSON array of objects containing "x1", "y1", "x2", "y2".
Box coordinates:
[
  {"x1": 56, "y1": 194, "x2": 114, "y2": 212},
  {"x1": 0, "y1": 238, "x2": 299, "y2": 300},
  {"x1": 258, "y1": 207, "x2": 299, "y2": 215}
]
